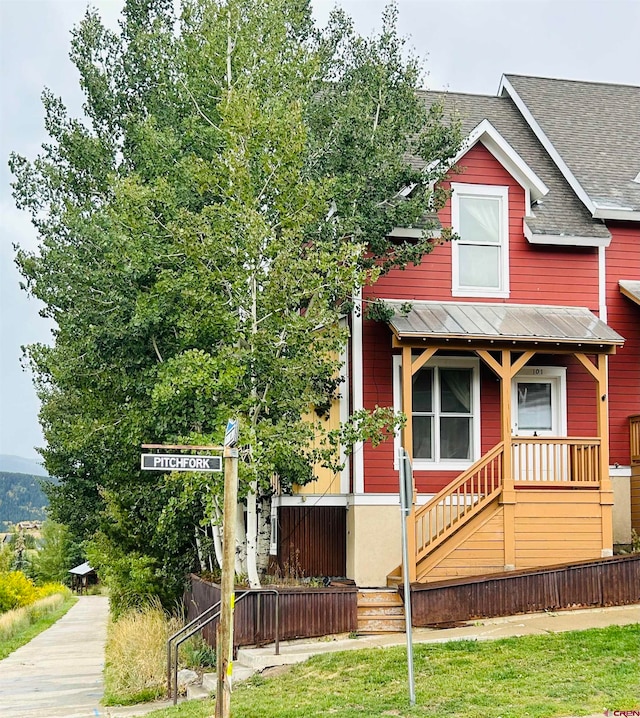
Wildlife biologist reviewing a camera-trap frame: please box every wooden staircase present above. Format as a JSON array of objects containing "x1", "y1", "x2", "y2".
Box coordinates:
[
  {"x1": 389, "y1": 443, "x2": 505, "y2": 585},
  {"x1": 357, "y1": 589, "x2": 405, "y2": 634}
]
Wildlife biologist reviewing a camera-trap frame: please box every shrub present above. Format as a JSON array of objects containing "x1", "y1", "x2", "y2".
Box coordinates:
[
  {"x1": 0, "y1": 571, "x2": 38, "y2": 612},
  {"x1": 103, "y1": 601, "x2": 182, "y2": 705},
  {"x1": 0, "y1": 592, "x2": 69, "y2": 642}
]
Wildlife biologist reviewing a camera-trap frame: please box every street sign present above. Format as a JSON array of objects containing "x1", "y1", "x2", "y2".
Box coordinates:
[
  {"x1": 141, "y1": 453, "x2": 222, "y2": 472},
  {"x1": 224, "y1": 418, "x2": 239, "y2": 447}
]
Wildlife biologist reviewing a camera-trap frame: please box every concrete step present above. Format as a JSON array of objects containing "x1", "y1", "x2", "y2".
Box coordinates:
[
  {"x1": 235, "y1": 648, "x2": 311, "y2": 671},
  {"x1": 186, "y1": 683, "x2": 211, "y2": 701},
  {"x1": 201, "y1": 663, "x2": 256, "y2": 692}
]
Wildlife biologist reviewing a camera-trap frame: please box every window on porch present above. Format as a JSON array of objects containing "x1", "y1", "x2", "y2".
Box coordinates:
[{"x1": 394, "y1": 356, "x2": 480, "y2": 471}]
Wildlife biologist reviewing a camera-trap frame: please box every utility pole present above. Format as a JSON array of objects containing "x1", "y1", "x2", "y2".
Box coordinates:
[{"x1": 216, "y1": 421, "x2": 239, "y2": 718}]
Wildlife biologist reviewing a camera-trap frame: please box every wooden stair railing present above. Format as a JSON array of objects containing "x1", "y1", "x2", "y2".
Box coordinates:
[{"x1": 413, "y1": 442, "x2": 504, "y2": 568}]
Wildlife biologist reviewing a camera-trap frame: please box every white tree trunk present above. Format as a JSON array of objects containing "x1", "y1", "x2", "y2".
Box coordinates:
[
  {"x1": 210, "y1": 517, "x2": 224, "y2": 569},
  {"x1": 210, "y1": 499, "x2": 224, "y2": 569},
  {"x1": 245, "y1": 483, "x2": 261, "y2": 588},
  {"x1": 195, "y1": 528, "x2": 206, "y2": 572},
  {"x1": 235, "y1": 503, "x2": 248, "y2": 576}
]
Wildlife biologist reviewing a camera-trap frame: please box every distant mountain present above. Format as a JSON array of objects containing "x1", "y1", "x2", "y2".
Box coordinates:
[
  {"x1": 0, "y1": 455, "x2": 48, "y2": 477},
  {"x1": 0, "y1": 471, "x2": 49, "y2": 527}
]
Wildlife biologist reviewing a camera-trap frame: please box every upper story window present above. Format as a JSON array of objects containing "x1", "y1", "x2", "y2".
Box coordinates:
[{"x1": 451, "y1": 183, "x2": 509, "y2": 298}]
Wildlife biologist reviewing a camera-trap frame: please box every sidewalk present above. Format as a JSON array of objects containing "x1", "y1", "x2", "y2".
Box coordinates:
[
  {"x1": 0, "y1": 595, "x2": 109, "y2": 718},
  {"x1": 0, "y1": 595, "x2": 636, "y2": 718},
  {"x1": 236, "y1": 602, "x2": 640, "y2": 670}
]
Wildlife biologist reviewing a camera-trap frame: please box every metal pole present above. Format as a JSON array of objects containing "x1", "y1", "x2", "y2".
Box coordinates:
[
  {"x1": 215, "y1": 445, "x2": 239, "y2": 718},
  {"x1": 399, "y1": 447, "x2": 416, "y2": 706}
]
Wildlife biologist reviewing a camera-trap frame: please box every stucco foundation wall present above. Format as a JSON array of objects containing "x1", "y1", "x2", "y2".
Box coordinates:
[
  {"x1": 347, "y1": 503, "x2": 401, "y2": 587},
  {"x1": 612, "y1": 474, "x2": 632, "y2": 545}
]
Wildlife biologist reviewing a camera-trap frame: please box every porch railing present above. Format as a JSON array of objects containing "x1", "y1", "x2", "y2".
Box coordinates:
[
  {"x1": 414, "y1": 442, "x2": 504, "y2": 565},
  {"x1": 630, "y1": 416, "x2": 640, "y2": 465},
  {"x1": 511, "y1": 437, "x2": 601, "y2": 485}
]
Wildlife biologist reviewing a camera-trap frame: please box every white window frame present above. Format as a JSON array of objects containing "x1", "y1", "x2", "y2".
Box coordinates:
[
  {"x1": 451, "y1": 183, "x2": 510, "y2": 298},
  {"x1": 511, "y1": 365, "x2": 567, "y2": 437},
  {"x1": 393, "y1": 355, "x2": 481, "y2": 471}
]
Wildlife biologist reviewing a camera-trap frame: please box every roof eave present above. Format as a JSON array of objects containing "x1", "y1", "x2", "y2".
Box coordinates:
[
  {"x1": 592, "y1": 206, "x2": 640, "y2": 222},
  {"x1": 523, "y1": 220, "x2": 611, "y2": 247},
  {"x1": 619, "y1": 280, "x2": 640, "y2": 306}
]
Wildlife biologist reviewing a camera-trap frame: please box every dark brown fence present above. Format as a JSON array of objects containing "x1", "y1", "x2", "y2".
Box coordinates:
[
  {"x1": 407, "y1": 554, "x2": 640, "y2": 626},
  {"x1": 274, "y1": 506, "x2": 347, "y2": 578},
  {"x1": 185, "y1": 575, "x2": 358, "y2": 649}
]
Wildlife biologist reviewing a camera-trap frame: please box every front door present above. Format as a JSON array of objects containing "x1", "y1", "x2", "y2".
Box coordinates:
[{"x1": 512, "y1": 367, "x2": 567, "y2": 481}]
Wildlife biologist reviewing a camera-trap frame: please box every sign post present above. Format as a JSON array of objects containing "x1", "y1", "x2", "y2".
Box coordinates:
[
  {"x1": 216, "y1": 420, "x2": 239, "y2": 718},
  {"x1": 399, "y1": 446, "x2": 416, "y2": 706}
]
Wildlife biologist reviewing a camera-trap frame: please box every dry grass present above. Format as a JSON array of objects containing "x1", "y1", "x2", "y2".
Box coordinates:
[
  {"x1": 103, "y1": 601, "x2": 182, "y2": 705},
  {"x1": 0, "y1": 592, "x2": 76, "y2": 659},
  {"x1": 0, "y1": 593, "x2": 67, "y2": 642}
]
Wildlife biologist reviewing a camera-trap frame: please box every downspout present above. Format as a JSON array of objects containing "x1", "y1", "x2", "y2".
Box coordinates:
[{"x1": 352, "y1": 289, "x2": 364, "y2": 494}]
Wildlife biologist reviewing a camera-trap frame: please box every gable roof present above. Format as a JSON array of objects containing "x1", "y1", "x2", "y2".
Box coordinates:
[
  {"x1": 500, "y1": 75, "x2": 640, "y2": 221},
  {"x1": 416, "y1": 90, "x2": 611, "y2": 245}
]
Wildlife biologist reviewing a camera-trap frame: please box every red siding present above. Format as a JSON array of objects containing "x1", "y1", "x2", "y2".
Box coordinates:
[
  {"x1": 361, "y1": 142, "x2": 606, "y2": 494},
  {"x1": 605, "y1": 224, "x2": 640, "y2": 466},
  {"x1": 364, "y1": 144, "x2": 599, "y2": 309}
]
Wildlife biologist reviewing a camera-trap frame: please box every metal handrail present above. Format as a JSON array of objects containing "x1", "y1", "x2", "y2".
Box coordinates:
[{"x1": 167, "y1": 587, "x2": 280, "y2": 704}]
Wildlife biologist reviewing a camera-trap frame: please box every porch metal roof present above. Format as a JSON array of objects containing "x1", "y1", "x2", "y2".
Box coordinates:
[
  {"x1": 619, "y1": 280, "x2": 640, "y2": 306},
  {"x1": 387, "y1": 301, "x2": 624, "y2": 347}
]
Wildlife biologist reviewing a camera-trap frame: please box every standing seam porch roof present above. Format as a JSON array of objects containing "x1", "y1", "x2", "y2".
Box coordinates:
[{"x1": 388, "y1": 301, "x2": 624, "y2": 347}]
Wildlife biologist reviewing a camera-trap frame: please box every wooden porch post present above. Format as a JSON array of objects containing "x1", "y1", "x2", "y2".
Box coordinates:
[
  {"x1": 476, "y1": 348, "x2": 519, "y2": 570},
  {"x1": 500, "y1": 350, "x2": 516, "y2": 570},
  {"x1": 402, "y1": 345, "x2": 417, "y2": 582},
  {"x1": 400, "y1": 345, "x2": 438, "y2": 583},
  {"x1": 575, "y1": 352, "x2": 614, "y2": 557}
]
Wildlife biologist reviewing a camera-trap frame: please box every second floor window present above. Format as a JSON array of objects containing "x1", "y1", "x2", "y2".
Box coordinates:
[{"x1": 451, "y1": 183, "x2": 509, "y2": 298}]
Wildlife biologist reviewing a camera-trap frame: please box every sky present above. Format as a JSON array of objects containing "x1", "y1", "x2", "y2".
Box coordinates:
[{"x1": 1, "y1": 0, "x2": 640, "y2": 461}]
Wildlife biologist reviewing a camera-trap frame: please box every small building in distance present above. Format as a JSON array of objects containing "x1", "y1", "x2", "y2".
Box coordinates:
[{"x1": 69, "y1": 562, "x2": 98, "y2": 593}]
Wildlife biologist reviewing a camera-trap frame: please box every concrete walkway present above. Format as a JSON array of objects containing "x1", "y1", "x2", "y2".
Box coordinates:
[
  {"x1": 0, "y1": 595, "x2": 109, "y2": 718},
  {"x1": 0, "y1": 595, "x2": 637, "y2": 718}
]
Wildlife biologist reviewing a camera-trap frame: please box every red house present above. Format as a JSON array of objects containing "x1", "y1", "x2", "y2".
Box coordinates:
[{"x1": 274, "y1": 75, "x2": 640, "y2": 590}]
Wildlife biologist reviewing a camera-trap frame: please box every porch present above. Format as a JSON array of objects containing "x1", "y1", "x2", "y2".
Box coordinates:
[{"x1": 389, "y1": 301, "x2": 624, "y2": 584}]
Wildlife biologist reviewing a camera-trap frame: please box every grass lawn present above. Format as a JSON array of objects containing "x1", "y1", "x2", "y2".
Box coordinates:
[
  {"x1": 143, "y1": 623, "x2": 640, "y2": 718},
  {"x1": 0, "y1": 595, "x2": 77, "y2": 660}
]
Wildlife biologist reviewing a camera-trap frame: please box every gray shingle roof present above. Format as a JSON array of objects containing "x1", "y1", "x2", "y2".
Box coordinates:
[
  {"x1": 416, "y1": 90, "x2": 611, "y2": 241},
  {"x1": 619, "y1": 280, "x2": 640, "y2": 306},
  {"x1": 388, "y1": 301, "x2": 624, "y2": 348},
  {"x1": 503, "y1": 75, "x2": 640, "y2": 214}
]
